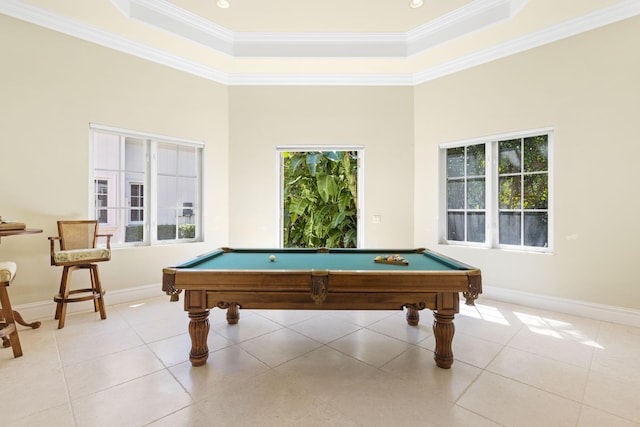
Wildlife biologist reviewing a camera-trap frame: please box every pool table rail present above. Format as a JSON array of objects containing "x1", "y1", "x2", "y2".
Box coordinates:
[{"x1": 162, "y1": 266, "x2": 482, "y2": 305}]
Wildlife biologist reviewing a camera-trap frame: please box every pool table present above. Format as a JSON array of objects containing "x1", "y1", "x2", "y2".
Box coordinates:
[{"x1": 162, "y1": 247, "x2": 481, "y2": 369}]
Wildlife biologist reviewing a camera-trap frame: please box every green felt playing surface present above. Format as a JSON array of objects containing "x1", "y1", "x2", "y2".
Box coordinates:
[{"x1": 177, "y1": 248, "x2": 469, "y2": 272}]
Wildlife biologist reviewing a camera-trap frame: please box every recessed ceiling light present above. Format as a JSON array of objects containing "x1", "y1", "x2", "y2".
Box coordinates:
[
  {"x1": 409, "y1": 0, "x2": 424, "y2": 8},
  {"x1": 217, "y1": 0, "x2": 230, "y2": 8}
]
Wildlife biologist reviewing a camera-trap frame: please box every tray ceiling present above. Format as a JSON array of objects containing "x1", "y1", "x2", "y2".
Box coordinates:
[{"x1": 2, "y1": 0, "x2": 638, "y2": 85}]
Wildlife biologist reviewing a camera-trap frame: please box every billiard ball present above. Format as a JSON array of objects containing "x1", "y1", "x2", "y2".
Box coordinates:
[{"x1": 269, "y1": 255, "x2": 276, "y2": 262}]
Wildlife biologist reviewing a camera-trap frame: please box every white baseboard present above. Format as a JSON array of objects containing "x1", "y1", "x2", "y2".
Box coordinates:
[
  {"x1": 13, "y1": 283, "x2": 640, "y2": 328},
  {"x1": 483, "y1": 286, "x2": 640, "y2": 328},
  {"x1": 14, "y1": 283, "x2": 165, "y2": 324}
]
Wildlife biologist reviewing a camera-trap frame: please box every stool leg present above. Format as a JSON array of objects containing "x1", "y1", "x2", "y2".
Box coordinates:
[
  {"x1": 56, "y1": 266, "x2": 73, "y2": 329},
  {"x1": 0, "y1": 285, "x2": 23, "y2": 358},
  {"x1": 54, "y1": 266, "x2": 69, "y2": 321},
  {"x1": 90, "y1": 265, "x2": 107, "y2": 320},
  {"x1": 89, "y1": 265, "x2": 98, "y2": 313}
]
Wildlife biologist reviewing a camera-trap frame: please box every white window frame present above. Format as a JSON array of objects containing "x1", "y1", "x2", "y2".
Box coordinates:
[
  {"x1": 89, "y1": 123, "x2": 204, "y2": 247},
  {"x1": 276, "y1": 145, "x2": 365, "y2": 248},
  {"x1": 439, "y1": 128, "x2": 553, "y2": 253}
]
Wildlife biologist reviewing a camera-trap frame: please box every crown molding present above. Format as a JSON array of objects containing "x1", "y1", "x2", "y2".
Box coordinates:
[
  {"x1": 111, "y1": 0, "x2": 235, "y2": 55},
  {"x1": 232, "y1": 32, "x2": 408, "y2": 58},
  {"x1": 1, "y1": 0, "x2": 639, "y2": 86},
  {"x1": 406, "y1": 0, "x2": 528, "y2": 56},
  {"x1": 226, "y1": 73, "x2": 415, "y2": 87},
  {"x1": 414, "y1": 0, "x2": 640, "y2": 84},
  {"x1": 114, "y1": 0, "x2": 527, "y2": 58},
  {"x1": 0, "y1": 0, "x2": 231, "y2": 83}
]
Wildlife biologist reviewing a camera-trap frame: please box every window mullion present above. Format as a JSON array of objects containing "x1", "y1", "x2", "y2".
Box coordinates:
[
  {"x1": 118, "y1": 136, "x2": 127, "y2": 244},
  {"x1": 486, "y1": 141, "x2": 496, "y2": 248},
  {"x1": 463, "y1": 146, "x2": 468, "y2": 242},
  {"x1": 148, "y1": 140, "x2": 157, "y2": 243},
  {"x1": 520, "y1": 138, "x2": 525, "y2": 246},
  {"x1": 195, "y1": 147, "x2": 203, "y2": 242}
]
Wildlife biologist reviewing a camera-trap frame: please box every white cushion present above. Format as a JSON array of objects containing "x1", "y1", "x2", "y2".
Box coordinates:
[
  {"x1": 54, "y1": 248, "x2": 110, "y2": 264},
  {"x1": 0, "y1": 261, "x2": 17, "y2": 283}
]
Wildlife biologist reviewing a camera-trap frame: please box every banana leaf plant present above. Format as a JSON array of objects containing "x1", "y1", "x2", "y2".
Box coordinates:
[{"x1": 283, "y1": 151, "x2": 358, "y2": 248}]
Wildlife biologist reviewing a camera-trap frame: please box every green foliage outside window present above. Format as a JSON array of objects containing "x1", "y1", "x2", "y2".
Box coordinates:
[
  {"x1": 125, "y1": 223, "x2": 195, "y2": 242},
  {"x1": 283, "y1": 151, "x2": 358, "y2": 248},
  {"x1": 498, "y1": 135, "x2": 548, "y2": 210},
  {"x1": 498, "y1": 135, "x2": 549, "y2": 247},
  {"x1": 178, "y1": 224, "x2": 196, "y2": 239}
]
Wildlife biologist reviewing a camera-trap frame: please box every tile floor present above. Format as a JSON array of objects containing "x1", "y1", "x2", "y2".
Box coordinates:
[{"x1": 1, "y1": 295, "x2": 639, "y2": 426}]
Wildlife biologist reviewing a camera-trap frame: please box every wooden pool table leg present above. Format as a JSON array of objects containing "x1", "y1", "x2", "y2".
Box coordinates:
[
  {"x1": 406, "y1": 306, "x2": 420, "y2": 326},
  {"x1": 188, "y1": 309, "x2": 210, "y2": 366},
  {"x1": 432, "y1": 311, "x2": 455, "y2": 369},
  {"x1": 226, "y1": 304, "x2": 239, "y2": 324}
]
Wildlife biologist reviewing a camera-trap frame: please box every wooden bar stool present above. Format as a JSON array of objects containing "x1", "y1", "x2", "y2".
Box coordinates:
[
  {"x1": 48, "y1": 220, "x2": 112, "y2": 329},
  {"x1": 0, "y1": 261, "x2": 23, "y2": 358}
]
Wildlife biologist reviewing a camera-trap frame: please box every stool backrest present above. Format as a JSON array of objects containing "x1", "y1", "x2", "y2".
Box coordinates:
[{"x1": 57, "y1": 220, "x2": 98, "y2": 250}]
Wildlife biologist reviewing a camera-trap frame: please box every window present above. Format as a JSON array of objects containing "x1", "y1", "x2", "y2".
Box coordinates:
[
  {"x1": 498, "y1": 136, "x2": 549, "y2": 247},
  {"x1": 129, "y1": 183, "x2": 144, "y2": 223},
  {"x1": 94, "y1": 179, "x2": 109, "y2": 224},
  {"x1": 446, "y1": 145, "x2": 486, "y2": 243},
  {"x1": 90, "y1": 125, "x2": 203, "y2": 246},
  {"x1": 441, "y1": 129, "x2": 551, "y2": 251}
]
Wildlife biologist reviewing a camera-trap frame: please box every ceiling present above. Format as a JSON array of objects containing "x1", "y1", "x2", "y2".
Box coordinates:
[{"x1": 2, "y1": 0, "x2": 638, "y2": 85}]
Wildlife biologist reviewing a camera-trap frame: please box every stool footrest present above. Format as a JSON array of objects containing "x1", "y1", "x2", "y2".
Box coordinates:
[{"x1": 54, "y1": 288, "x2": 104, "y2": 304}]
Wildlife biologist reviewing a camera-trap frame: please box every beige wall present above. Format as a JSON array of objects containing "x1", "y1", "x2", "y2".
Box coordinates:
[
  {"x1": 0, "y1": 15, "x2": 229, "y2": 305},
  {"x1": 414, "y1": 16, "x2": 640, "y2": 310},
  {"x1": 228, "y1": 86, "x2": 415, "y2": 248},
  {"x1": 2, "y1": 13, "x2": 639, "y2": 314}
]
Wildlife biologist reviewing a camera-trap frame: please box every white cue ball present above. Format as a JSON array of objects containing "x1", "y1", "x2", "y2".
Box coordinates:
[{"x1": 269, "y1": 255, "x2": 276, "y2": 262}]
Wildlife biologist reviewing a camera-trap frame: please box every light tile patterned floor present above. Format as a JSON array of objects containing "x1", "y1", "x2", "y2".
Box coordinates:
[{"x1": 1, "y1": 295, "x2": 639, "y2": 426}]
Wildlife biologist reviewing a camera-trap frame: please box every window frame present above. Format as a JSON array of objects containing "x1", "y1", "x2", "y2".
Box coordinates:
[
  {"x1": 89, "y1": 123, "x2": 204, "y2": 247},
  {"x1": 439, "y1": 128, "x2": 553, "y2": 253}
]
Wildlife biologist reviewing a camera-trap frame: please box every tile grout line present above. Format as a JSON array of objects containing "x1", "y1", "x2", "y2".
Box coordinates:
[{"x1": 54, "y1": 328, "x2": 79, "y2": 427}]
